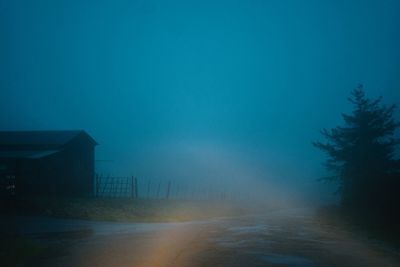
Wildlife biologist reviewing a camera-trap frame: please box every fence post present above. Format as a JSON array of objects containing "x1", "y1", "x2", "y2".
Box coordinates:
[
  {"x1": 134, "y1": 177, "x2": 138, "y2": 199},
  {"x1": 131, "y1": 176, "x2": 135, "y2": 199},
  {"x1": 101, "y1": 174, "x2": 108, "y2": 196},
  {"x1": 95, "y1": 174, "x2": 99, "y2": 197},
  {"x1": 111, "y1": 175, "x2": 115, "y2": 197},
  {"x1": 147, "y1": 180, "x2": 151, "y2": 199}
]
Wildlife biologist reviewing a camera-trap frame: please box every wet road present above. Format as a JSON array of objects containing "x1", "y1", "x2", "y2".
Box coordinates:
[{"x1": 8, "y1": 209, "x2": 400, "y2": 267}]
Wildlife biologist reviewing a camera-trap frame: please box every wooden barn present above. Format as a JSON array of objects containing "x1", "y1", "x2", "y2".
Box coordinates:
[{"x1": 0, "y1": 130, "x2": 97, "y2": 197}]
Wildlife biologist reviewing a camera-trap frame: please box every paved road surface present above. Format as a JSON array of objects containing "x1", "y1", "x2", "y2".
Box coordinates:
[{"x1": 8, "y1": 209, "x2": 400, "y2": 267}]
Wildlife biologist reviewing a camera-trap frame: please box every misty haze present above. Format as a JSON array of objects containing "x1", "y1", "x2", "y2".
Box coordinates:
[{"x1": 1, "y1": 1, "x2": 400, "y2": 267}]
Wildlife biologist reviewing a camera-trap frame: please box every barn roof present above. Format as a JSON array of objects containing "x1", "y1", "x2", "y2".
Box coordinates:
[
  {"x1": 0, "y1": 130, "x2": 98, "y2": 147},
  {"x1": 0, "y1": 150, "x2": 59, "y2": 159}
]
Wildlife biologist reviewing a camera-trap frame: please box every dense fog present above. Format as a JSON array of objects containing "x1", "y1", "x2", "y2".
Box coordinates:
[{"x1": 1, "y1": 0, "x2": 399, "y2": 204}]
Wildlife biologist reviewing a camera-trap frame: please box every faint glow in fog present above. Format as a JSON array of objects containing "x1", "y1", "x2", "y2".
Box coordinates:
[{"x1": 135, "y1": 139, "x2": 311, "y2": 208}]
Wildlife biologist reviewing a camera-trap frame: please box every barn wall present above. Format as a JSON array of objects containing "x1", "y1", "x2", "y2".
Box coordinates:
[
  {"x1": 62, "y1": 134, "x2": 95, "y2": 196},
  {"x1": 0, "y1": 132, "x2": 97, "y2": 197},
  {"x1": 37, "y1": 142, "x2": 94, "y2": 196},
  {"x1": 6, "y1": 142, "x2": 94, "y2": 196},
  {"x1": 0, "y1": 159, "x2": 18, "y2": 196},
  {"x1": 4, "y1": 158, "x2": 42, "y2": 196}
]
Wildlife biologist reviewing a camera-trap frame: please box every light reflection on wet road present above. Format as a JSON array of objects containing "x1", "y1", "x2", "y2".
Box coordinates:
[{"x1": 6, "y1": 209, "x2": 400, "y2": 267}]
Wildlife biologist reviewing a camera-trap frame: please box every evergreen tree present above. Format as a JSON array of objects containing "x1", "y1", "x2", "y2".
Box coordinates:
[{"x1": 313, "y1": 85, "x2": 400, "y2": 222}]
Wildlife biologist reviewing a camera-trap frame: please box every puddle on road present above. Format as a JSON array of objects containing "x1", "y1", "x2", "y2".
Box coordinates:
[
  {"x1": 228, "y1": 225, "x2": 270, "y2": 235},
  {"x1": 258, "y1": 253, "x2": 316, "y2": 267},
  {"x1": 210, "y1": 236, "x2": 274, "y2": 248}
]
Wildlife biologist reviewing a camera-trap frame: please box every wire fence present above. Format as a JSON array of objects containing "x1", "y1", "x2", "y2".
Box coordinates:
[{"x1": 94, "y1": 173, "x2": 241, "y2": 200}]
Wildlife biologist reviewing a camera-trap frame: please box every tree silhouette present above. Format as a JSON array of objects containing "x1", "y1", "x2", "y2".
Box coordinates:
[{"x1": 313, "y1": 85, "x2": 400, "y2": 223}]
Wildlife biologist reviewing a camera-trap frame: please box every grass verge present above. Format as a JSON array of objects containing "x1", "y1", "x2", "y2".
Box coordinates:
[{"x1": 3, "y1": 196, "x2": 250, "y2": 222}]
